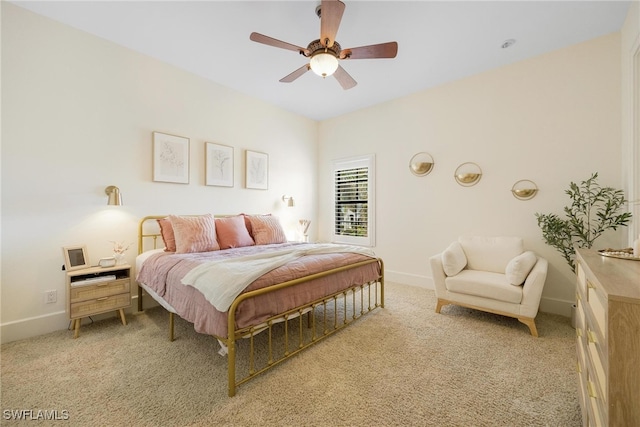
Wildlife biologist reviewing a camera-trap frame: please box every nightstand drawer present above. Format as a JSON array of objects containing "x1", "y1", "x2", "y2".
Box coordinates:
[
  {"x1": 70, "y1": 293, "x2": 130, "y2": 318},
  {"x1": 70, "y1": 279, "x2": 130, "y2": 303}
]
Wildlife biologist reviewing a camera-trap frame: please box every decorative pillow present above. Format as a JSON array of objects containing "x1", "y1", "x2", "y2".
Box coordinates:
[
  {"x1": 239, "y1": 213, "x2": 254, "y2": 238},
  {"x1": 505, "y1": 251, "x2": 538, "y2": 286},
  {"x1": 458, "y1": 236, "x2": 524, "y2": 273},
  {"x1": 215, "y1": 216, "x2": 255, "y2": 249},
  {"x1": 441, "y1": 241, "x2": 467, "y2": 276},
  {"x1": 169, "y1": 214, "x2": 220, "y2": 254},
  {"x1": 248, "y1": 215, "x2": 287, "y2": 245},
  {"x1": 157, "y1": 218, "x2": 176, "y2": 252}
]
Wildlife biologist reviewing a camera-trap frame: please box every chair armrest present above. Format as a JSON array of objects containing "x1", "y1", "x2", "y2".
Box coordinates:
[
  {"x1": 429, "y1": 253, "x2": 448, "y2": 294},
  {"x1": 520, "y1": 257, "x2": 548, "y2": 318}
]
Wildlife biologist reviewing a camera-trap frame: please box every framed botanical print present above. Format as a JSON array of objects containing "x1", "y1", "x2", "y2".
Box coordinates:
[
  {"x1": 205, "y1": 142, "x2": 234, "y2": 187},
  {"x1": 245, "y1": 150, "x2": 268, "y2": 190},
  {"x1": 153, "y1": 131, "x2": 190, "y2": 184}
]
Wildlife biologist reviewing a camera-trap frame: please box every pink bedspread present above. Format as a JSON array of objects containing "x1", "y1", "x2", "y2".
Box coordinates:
[{"x1": 136, "y1": 243, "x2": 381, "y2": 338}]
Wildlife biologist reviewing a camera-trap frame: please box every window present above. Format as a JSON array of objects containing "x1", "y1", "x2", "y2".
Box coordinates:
[{"x1": 332, "y1": 154, "x2": 375, "y2": 247}]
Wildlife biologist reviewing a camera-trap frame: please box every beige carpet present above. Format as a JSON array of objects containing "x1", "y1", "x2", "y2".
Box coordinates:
[{"x1": 1, "y1": 282, "x2": 580, "y2": 426}]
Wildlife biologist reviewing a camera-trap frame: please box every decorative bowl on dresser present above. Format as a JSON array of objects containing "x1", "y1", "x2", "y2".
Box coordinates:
[{"x1": 575, "y1": 249, "x2": 640, "y2": 426}]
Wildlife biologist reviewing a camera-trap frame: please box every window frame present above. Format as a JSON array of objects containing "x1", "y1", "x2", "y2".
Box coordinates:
[{"x1": 331, "y1": 154, "x2": 375, "y2": 247}]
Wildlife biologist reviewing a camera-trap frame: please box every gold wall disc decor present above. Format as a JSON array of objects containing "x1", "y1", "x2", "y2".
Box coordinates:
[
  {"x1": 511, "y1": 179, "x2": 538, "y2": 200},
  {"x1": 454, "y1": 162, "x2": 482, "y2": 186},
  {"x1": 409, "y1": 152, "x2": 434, "y2": 176}
]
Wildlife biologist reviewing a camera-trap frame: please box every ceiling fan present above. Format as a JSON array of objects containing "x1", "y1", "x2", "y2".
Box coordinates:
[{"x1": 249, "y1": 0, "x2": 398, "y2": 90}]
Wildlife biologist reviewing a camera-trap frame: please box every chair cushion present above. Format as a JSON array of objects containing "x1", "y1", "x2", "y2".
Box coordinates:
[
  {"x1": 441, "y1": 241, "x2": 467, "y2": 276},
  {"x1": 505, "y1": 251, "x2": 538, "y2": 286},
  {"x1": 445, "y1": 270, "x2": 523, "y2": 304},
  {"x1": 458, "y1": 236, "x2": 524, "y2": 273}
]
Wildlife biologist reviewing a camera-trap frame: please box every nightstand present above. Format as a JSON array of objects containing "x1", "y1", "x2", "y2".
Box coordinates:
[{"x1": 66, "y1": 264, "x2": 131, "y2": 338}]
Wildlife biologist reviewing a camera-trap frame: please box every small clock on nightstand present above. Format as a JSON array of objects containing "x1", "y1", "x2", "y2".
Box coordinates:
[{"x1": 65, "y1": 264, "x2": 132, "y2": 338}]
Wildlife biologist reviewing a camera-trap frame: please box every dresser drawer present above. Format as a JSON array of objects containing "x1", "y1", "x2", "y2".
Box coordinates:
[
  {"x1": 70, "y1": 293, "x2": 130, "y2": 318},
  {"x1": 587, "y1": 279, "x2": 606, "y2": 335},
  {"x1": 586, "y1": 328, "x2": 606, "y2": 402},
  {"x1": 586, "y1": 372, "x2": 606, "y2": 427},
  {"x1": 70, "y1": 279, "x2": 130, "y2": 303}
]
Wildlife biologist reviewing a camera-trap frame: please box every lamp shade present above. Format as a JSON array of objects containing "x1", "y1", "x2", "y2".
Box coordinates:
[
  {"x1": 105, "y1": 186, "x2": 122, "y2": 206},
  {"x1": 282, "y1": 195, "x2": 295, "y2": 207},
  {"x1": 310, "y1": 52, "x2": 339, "y2": 77}
]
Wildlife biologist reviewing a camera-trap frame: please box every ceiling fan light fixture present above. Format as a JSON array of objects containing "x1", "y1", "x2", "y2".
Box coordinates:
[{"x1": 310, "y1": 52, "x2": 339, "y2": 77}]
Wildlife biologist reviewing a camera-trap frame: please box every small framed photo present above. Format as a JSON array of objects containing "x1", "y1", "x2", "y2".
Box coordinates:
[
  {"x1": 153, "y1": 131, "x2": 190, "y2": 184},
  {"x1": 62, "y1": 246, "x2": 89, "y2": 271},
  {"x1": 245, "y1": 150, "x2": 268, "y2": 190},
  {"x1": 205, "y1": 142, "x2": 234, "y2": 187}
]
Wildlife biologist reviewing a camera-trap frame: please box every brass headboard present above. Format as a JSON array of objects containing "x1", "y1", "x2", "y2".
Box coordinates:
[{"x1": 137, "y1": 215, "x2": 168, "y2": 254}]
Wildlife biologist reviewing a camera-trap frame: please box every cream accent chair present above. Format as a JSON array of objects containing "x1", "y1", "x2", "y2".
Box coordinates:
[{"x1": 429, "y1": 236, "x2": 548, "y2": 337}]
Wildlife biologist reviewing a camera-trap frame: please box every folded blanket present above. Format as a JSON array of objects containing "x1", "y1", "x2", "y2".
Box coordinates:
[{"x1": 181, "y1": 243, "x2": 375, "y2": 311}]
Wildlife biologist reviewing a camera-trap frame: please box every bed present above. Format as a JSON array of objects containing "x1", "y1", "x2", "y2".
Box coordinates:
[{"x1": 135, "y1": 214, "x2": 384, "y2": 396}]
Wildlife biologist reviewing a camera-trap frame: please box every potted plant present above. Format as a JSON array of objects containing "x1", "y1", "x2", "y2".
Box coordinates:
[{"x1": 535, "y1": 172, "x2": 632, "y2": 272}]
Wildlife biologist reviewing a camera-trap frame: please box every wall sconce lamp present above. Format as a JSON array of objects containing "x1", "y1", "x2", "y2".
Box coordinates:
[
  {"x1": 454, "y1": 162, "x2": 482, "y2": 187},
  {"x1": 105, "y1": 185, "x2": 123, "y2": 206},
  {"x1": 511, "y1": 180, "x2": 538, "y2": 200},
  {"x1": 409, "y1": 152, "x2": 434, "y2": 176},
  {"x1": 282, "y1": 195, "x2": 295, "y2": 207}
]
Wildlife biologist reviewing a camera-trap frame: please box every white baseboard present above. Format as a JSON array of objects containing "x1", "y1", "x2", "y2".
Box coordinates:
[
  {"x1": 1, "y1": 310, "x2": 70, "y2": 344},
  {"x1": 385, "y1": 270, "x2": 433, "y2": 289},
  {"x1": 0, "y1": 294, "x2": 160, "y2": 344},
  {"x1": 1, "y1": 278, "x2": 572, "y2": 344},
  {"x1": 539, "y1": 296, "x2": 574, "y2": 317}
]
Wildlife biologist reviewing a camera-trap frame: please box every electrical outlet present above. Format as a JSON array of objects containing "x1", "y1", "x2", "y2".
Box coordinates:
[{"x1": 45, "y1": 290, "x2": 57, "y2": 304}]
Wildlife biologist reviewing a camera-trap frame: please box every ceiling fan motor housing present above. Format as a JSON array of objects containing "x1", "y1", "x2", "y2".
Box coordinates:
[{"x1": 306, "y1": 39, "x2": 341, "y2": 58}]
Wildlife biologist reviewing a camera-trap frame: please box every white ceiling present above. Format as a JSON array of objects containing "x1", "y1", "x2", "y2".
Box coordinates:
[{"x1": 12, "y1": 1, "x2": 631, "y2": 121}]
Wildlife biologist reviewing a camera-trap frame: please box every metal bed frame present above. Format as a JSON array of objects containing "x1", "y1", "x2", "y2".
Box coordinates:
[{"x1": 136, "y1": 215, "x2": 385, "y2": 396}]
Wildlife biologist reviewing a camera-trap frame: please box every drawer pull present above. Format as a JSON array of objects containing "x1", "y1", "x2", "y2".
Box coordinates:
[
  {"x1": 97, "y1": 282, "x2": 110, "y2": 287},
  {"x1": 587, "y1": 381, "x2": 598, "y2": 399},
  {"x1": 587, "y1": 280, "x2": 595, "y2": 289},
  {"x1": 587, "y1": 330, "x2": 598, "y2": 344},
  {"x1": 96, "y1": 297, "x2": 109, "y2": 301}
]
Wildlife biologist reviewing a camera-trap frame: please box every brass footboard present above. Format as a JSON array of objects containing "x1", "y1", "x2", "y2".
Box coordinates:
[{"x1": 225, "y1": 257, "x2": 384, "y2": 396}]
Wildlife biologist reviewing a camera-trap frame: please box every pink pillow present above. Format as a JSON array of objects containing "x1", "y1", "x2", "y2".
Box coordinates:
[
  {"x1": 169, "y1": 214, "x2": 220, "y2": 254},
  {"x1": 239, "y1": 213, "x2": 262, "y2": 239},
  {"x1": 215, "y1": 216, "x2": 255, "y2": 249},
  {"x1": 248, "y1": 215, "x2": 287, "y2": 245},
  {"x1": 157, "y1": 218, "x2": 176, "y2": 252}
]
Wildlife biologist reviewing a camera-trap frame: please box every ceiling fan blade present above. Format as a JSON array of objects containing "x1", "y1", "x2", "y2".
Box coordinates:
[
  {"x1": 279, "y1": 64, "x2": 310, "y2": 83},
  {"x1": 250, "y1": 32, "x2": 309, "y2": 55},
  {"x1": 320, "y1": 0, "x2": 345, "y2": 48},
  {"x1": 340, "y1": 41, "x2": 398, "y2": 60},
  {"x1": 333, "y1": 65, "x2": 357, "y2": 90}
]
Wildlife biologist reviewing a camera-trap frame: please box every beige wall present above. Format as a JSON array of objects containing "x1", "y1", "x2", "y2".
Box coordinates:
[
  {"x1": 1, "y1": 4, "x2": 318, "y2": 342},
  {"x1": 318, "y1": 33, "x2": 624, "y2": 315},
  {"x1": 2, "y1": 2, "x2": 635, "y2": 343}
]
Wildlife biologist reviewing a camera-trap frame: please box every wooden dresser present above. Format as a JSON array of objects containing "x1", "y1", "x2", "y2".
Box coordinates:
[{"x1": 575, "y1": 249, "x2": 640, "y2": 426}]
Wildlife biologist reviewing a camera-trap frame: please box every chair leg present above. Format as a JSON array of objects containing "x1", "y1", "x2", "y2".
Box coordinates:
[
  {"x1": 435, "y1": 298, "x2": 446, "y2": 313},
  {"x1": 518, "y1": 317, "x2": 538, "y2": 337}
]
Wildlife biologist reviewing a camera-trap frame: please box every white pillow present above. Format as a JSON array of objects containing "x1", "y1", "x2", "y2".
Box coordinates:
[
  {"x1": 441, "y1": 241, "x2": 467, "y2": 276},
  {"x1": 505, "y1": 251, "x2": 537, "y2": 286}
]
